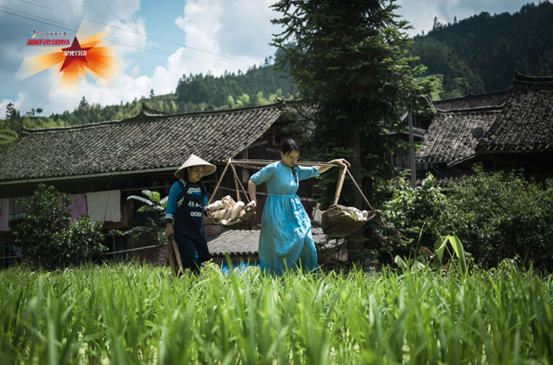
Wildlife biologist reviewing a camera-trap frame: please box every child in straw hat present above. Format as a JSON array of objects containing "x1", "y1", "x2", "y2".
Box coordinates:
[{"x1": 165, "y1": 154, "x2": 216, "y2": 273}]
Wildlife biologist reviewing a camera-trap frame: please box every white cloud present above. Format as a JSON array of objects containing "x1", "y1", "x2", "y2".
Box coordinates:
[
  {"x1": 396, "y1": 0, "x2": 440, "y2": 36},
  {"x1": 396, "y1": 0, "x2": 534, "y2": 37},
  {"x1": 102, "y1": 17, "x2": 150, "y2": 58},
  {"x1": 175, "y1": 2, "x2": 222, "y2": 55},
  {"x1": 85, "y1": 0, "x2": 140, "y2": 22},
  {"x1": 174, "y1": 0, "x2": 280, "y2": 76},
  {"x1": 215, "y1": 0, "x2": 279, "y2": 57},
  {"x1": 0, "y1": 93, "x2": 26, "y2": 120}
]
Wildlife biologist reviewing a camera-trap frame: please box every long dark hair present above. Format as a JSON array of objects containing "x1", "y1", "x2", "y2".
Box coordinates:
[
  {"x1": 281, "y1": 139, "x2": 301, "y2": 155},
  {"x1": 281, "y1": 139, "x2": 300, "y2": 182}
]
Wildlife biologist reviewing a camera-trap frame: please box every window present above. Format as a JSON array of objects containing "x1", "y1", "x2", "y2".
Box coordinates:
[{"x1": 3, "y1": 242, "x2": 21, "y2": 269}]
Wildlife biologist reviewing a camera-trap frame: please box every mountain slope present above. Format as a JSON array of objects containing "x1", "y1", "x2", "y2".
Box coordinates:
[{"x1": 412, "y1": 2, "x2": 553, "y2": 98}]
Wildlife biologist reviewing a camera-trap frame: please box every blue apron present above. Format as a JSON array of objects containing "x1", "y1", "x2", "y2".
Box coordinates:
[{"x1": 173, "y1": 180, "x2": 210, "y2": 272}]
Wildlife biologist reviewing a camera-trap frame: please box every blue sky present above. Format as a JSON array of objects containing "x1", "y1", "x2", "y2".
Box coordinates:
[{"x1": 0, "y1": 0, "x2": 535, "y2": 118}]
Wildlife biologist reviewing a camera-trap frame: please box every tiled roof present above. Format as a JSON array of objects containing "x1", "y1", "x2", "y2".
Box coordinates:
[
  {"x1": 207, "y1": 230, "x2": 259, "y2": 256},
  {"x1": 417, "y1": 176, "x2": 461, "y2": 188},
  {"x1": 476, "y1": 73, "x2": 553, "y2": 153},
  {"x1": 208, "y1": 227, "x2": 329, "y2": 256},
  {"x1": 0, "y1": 101, "x2": 291, "y2": 182},
  {"x1": 416, "y1": 106, "x2": 501, "y2": 163},
  {"x1": 433, "y1": 89, "x2": 510, "y2": 111}
]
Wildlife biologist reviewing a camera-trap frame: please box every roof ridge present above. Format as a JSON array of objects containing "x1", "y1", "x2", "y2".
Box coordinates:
[
  {"x1": 514, "y1": 71, "x2": 553, "y2": 83},
  {"x1": 130, "y1": 98, "x2": 289, "y2": 120},
  {"x1": 141, "y1": 102, "x2": 170, "y2": 116},
  {"x1": 433, "y1": 89, "x2": 510, "y2": 104},
  {"x1": 22, "y1": 120, "x2": 122, "y2": 134},
  {"x1": 435, "y1": 105, "x2": 504, "y2": 113},
  {"x1": 22, "y1": 99, "x2": 292, "y2": 135}
]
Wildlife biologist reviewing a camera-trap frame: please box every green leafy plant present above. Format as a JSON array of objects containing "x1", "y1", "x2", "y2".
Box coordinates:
[
  {"x1": 1, "y1": 263, "x2": 552, "y2": 363},
  {"x1": 380, "y1": 173, "x2": 447, "y2": 257},
  {"x1": 439, "y1": 165, "x2": 553, "y2": 270},
  {"x1": 125, "y1": 190, "x2": 168, "y2": 244},
  {"x1": 15, "y1": 184, "x2": 106, "y2": 269},
  {"x1": 434, "y1": 234, "x2": 467, "y2": 273}
]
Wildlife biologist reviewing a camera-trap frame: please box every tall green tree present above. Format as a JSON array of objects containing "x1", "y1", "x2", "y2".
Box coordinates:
[
  {"x1": 78, "y1": 96, "x2": 89, "y2": 110},
  {"x1": 271, "y1": 0, "x2": 432, "y2": 204},
  {"x1": 272, "y1": 0, "x2": 432, "y2": 258}
]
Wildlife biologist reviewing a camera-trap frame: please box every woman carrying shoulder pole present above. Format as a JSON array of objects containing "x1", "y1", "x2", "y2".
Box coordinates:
[{"x1": 248, "y1": 139, "x2": 350, "y2": 275}]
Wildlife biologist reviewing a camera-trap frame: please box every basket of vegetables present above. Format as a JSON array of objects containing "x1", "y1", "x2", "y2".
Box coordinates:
[
  {"x1": 205, "y1": 195, "x2": 256, "y2": 230},
  {"x1": 205, "y1": 159, "x2": 256, "y2": 230},
  {"x1": 321, "y1": 167, "x2": 378, "y2": 237}
]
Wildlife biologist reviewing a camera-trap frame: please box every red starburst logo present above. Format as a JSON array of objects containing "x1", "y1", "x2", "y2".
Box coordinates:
[
  {"x1": 60, "y1": 37, "x2": 93, "y2": 71},
  {"x1": 16, "y1": 29, "x2": 117, "y2": 91}
]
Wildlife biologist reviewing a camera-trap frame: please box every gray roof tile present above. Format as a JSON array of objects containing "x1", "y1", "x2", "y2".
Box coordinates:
[
  {"x1": 207, "y1": 227, "x2": 330, "y2": 256},
  {"x1": 416, "y1": 107, "x2": 501, "y2": 163},
  {"x1": 433, "y1": 89, "x2": 509, "y2": 111},
  {"x1": 476, "y1": 73, "x2": 553, "y2": 153},
  {"x1": 0, "y1": 101, "x2": 290, "y2": 182}
]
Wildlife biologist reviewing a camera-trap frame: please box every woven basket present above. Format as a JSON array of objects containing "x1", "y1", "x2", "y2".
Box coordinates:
[
  {"x1": 321, "y1": 205, "x2": 377, "y2": 238},
  {"x1": 206, "y1": 159, "x2": 257, "y2": 230},
  {"x1": 206, "y1": 204, "x2": 256, "y2": 230},
  {"x1": 218, "y1": 208, "x2": 256, "y2": 230},
  {"x1": 321, "y1": 166, "x2": 378, "y2": 238}
]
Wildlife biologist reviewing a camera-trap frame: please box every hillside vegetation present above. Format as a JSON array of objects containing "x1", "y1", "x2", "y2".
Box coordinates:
[{"x1": 412, "y1": 1, "x2": 553, "y2": 99}]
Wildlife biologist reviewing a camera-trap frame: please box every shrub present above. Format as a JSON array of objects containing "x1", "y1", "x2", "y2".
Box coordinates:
[
  {"x1": 15, "y1": 184, "x2": 106, "y2": 269},
  {"x1": 380, "y1": 173, "x2": 447, "y2": 255},
  {"x1": 439, "y1": 165, "x2": 553, "y2": 270}
]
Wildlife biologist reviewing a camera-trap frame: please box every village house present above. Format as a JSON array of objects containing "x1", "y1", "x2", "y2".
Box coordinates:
[
  {"x1": 416, "y1": 72, "x2": 553, "y2": 185},
  {"x1": 0, "y1": 100, "x2": 326, "y2": 268}
]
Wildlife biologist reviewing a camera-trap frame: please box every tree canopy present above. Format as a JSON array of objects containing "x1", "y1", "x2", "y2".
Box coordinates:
[
  {"x1": 271, "y1": 0, "x2": 433, "y2": 259},
  {"x1": 272, "y1": 0, "x2": 432, "y2": 204}
]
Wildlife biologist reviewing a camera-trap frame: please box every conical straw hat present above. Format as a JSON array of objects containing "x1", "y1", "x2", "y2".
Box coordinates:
[{"x1": 174, "y1": 154, "x2": 216, "y2": 178}]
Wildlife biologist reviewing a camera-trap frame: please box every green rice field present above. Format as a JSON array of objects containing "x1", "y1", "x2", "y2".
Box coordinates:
[{"x1": 1, "y1": 262, "x2": 552, "y2": 364}]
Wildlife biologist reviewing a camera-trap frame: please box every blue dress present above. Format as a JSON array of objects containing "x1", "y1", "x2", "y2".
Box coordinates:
[{"x1": 250, "y1": 162, "x2": 320, "y2": 275}]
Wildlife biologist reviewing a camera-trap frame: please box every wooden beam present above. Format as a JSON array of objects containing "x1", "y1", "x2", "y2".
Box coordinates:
[{"x1": 225, "y1": 159, "x2": 340, "y2": 167}]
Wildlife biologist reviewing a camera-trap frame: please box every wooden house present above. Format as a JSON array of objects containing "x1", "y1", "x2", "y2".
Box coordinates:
[
  {"x1": 0, "y1": 101, "x2": 322, "y2": 268},
  {"x1": 416, "y1": 72, "x2": 553, "y2": 185}
]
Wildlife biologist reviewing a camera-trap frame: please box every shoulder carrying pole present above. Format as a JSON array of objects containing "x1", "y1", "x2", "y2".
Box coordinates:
[
  {"x1": 230, "y1": 163, "x2": 250, "y2": 203},
  {"x1": 229, "y1": 162, "x2": 241, "y2": 202},
  {"x1": 207, "y1": 159, "x2": 231, "y2": 205},
  {"x1": 333, "y1": 167, "x2": 348, "y2": 206}
]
